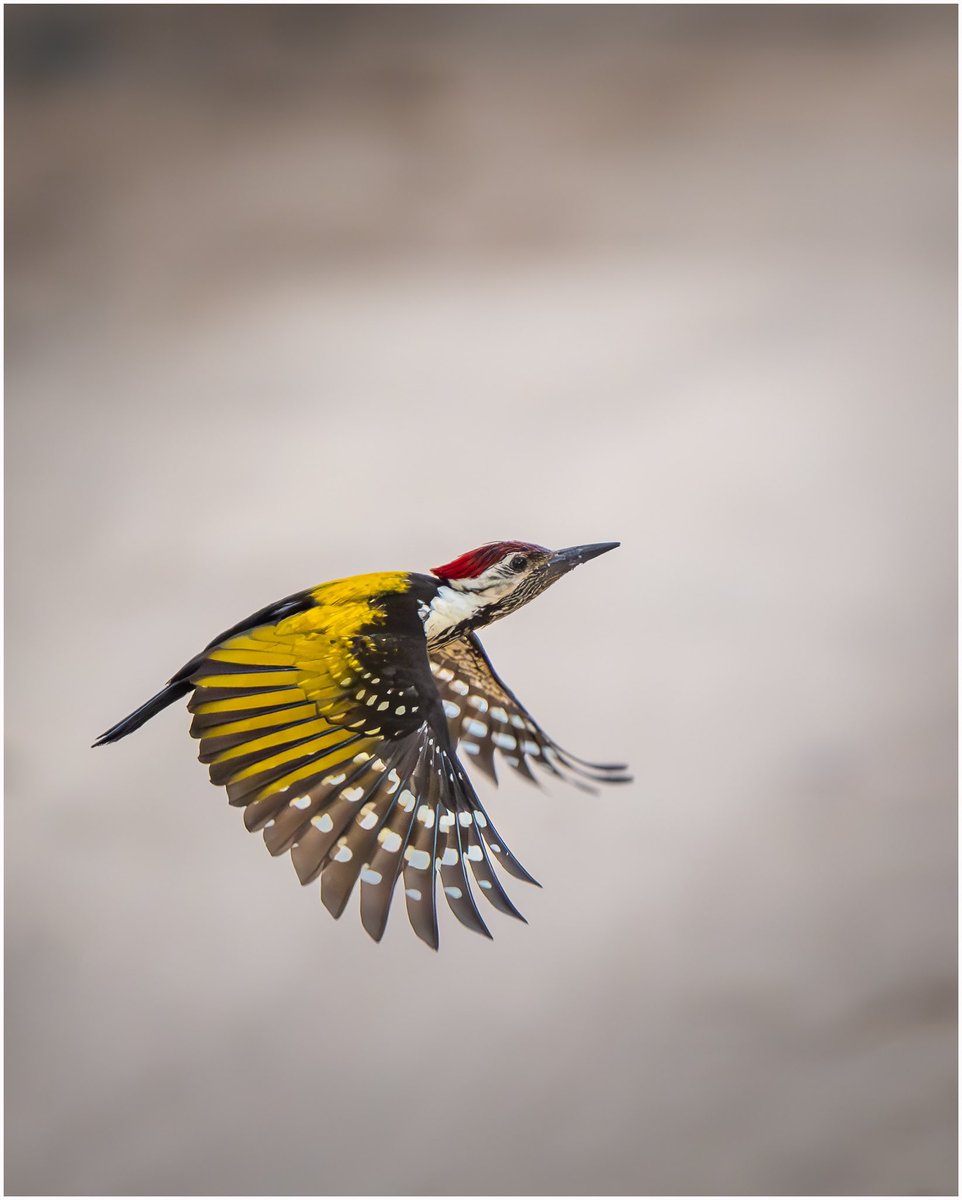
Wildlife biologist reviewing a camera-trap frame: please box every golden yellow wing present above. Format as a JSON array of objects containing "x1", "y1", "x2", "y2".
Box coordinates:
[{"x1": 186, "y1": 574, "x2": 534, "y2": 947}]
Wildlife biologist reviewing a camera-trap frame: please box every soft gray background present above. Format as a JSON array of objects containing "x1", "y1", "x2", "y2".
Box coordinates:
[{"x1": 5, "y1": 6, "x2": 957, "y2": 1195}]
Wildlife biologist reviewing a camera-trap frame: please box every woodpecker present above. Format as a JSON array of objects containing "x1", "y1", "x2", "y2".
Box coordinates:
[{"x1": 94, "y1": 540, "x2": 629, "y2": 947}]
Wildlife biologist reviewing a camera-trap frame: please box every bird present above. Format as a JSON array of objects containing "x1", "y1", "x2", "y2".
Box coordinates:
[{"x1": 94, "y1": 540, "x2": 629, "y2": 947}]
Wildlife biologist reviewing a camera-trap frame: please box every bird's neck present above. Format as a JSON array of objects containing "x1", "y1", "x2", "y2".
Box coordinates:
[{"x1": 420, "y1": 581, "x2": 496, "y2": 648}]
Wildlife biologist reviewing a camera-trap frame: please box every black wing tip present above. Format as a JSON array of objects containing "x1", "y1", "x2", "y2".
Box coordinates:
[
  {"x1": 547, "y1": 750, "x2": 633, "y2": 786},
  {"x1": 502, "y1": 903, "x2": 530, "y2": 923},
  {"x1": 556, "y1": 753, "x2": 631, "y2": 774},
  {"x1": 502, "y1": 860, "x2": 541, "y2": 890},
  {"x1": 92, "y1": 680, "x2": 192, "y2": 748},
  {"x1": 494, "y1": 851, "x2": 540, "y2": 888}
]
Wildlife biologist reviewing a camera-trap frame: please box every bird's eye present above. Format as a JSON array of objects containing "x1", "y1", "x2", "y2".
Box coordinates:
[{"x1": 509, "y1": 555, "x2": 528, "y2": 573}]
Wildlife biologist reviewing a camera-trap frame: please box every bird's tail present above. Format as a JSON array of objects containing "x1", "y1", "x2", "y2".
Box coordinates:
[{"x1": 92, "y1": 679, "x2": 192, "y2": 747}]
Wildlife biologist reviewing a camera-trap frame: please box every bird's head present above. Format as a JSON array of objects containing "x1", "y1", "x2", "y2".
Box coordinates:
[{"x1": 424, "y1": 540, "x2": 620, "y2": 642}]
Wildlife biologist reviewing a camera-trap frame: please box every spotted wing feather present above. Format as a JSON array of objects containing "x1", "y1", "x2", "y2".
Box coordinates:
[
  {"x1": 429, "y1": 632, "x2": 630, "y2": 791},
  {"x1": 187, "y1": 603, "x2": 535, "y2": 947}
]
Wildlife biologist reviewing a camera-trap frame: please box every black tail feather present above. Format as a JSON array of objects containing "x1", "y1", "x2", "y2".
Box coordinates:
[{"x1": 92, "y1": 680, "x2": 192, "y2": 747}]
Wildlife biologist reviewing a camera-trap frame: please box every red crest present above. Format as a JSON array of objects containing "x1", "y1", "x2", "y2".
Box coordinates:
[{"x1": 431, "y1": 541, "x2": 548, "y2": 580}]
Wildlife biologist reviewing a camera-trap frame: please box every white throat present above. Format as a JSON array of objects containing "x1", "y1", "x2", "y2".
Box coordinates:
[
  {"x1": 420, "y1": 564, "x2": 521, "y2": 646},
  {"x1": 421, "y1": 585, "x2": 486, "y2": 646}
]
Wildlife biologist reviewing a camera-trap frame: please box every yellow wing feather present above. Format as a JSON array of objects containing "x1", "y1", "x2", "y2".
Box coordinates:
[{"x1": 188, "y1": 571, "x2": 412, "y2": 814}]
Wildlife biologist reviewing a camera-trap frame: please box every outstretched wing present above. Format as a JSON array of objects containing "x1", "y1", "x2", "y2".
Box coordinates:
[
  {"x1": 186, "y1": 582, "x2": 536, "y2": 948},
  {"x1": 429, "y1": 632, "x2": 631, "y2": 791}
]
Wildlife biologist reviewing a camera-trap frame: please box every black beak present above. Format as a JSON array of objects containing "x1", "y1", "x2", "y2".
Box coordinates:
[{"x1": 546, "y1": 541, "x2": 620, "y2": 578}]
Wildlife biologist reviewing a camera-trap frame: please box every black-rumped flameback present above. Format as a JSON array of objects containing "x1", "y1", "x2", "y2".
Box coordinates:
[{"x1": 95, "y1": 541, "x2": 629, "y2": 947}]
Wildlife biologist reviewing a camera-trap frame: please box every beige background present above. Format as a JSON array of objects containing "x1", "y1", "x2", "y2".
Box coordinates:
[{"x1": 5, "y1": 6, "x2": 957, "y2": 1195}]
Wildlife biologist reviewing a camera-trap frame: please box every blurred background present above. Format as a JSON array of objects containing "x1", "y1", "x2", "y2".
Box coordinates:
[{"x1": 5, "y1": 5, "x2": 957, "y2": 1195}]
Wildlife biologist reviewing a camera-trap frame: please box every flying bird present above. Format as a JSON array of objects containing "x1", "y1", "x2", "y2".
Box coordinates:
[{"x1": 95, "y1": 540, "x2": 629, "y2": 947}]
